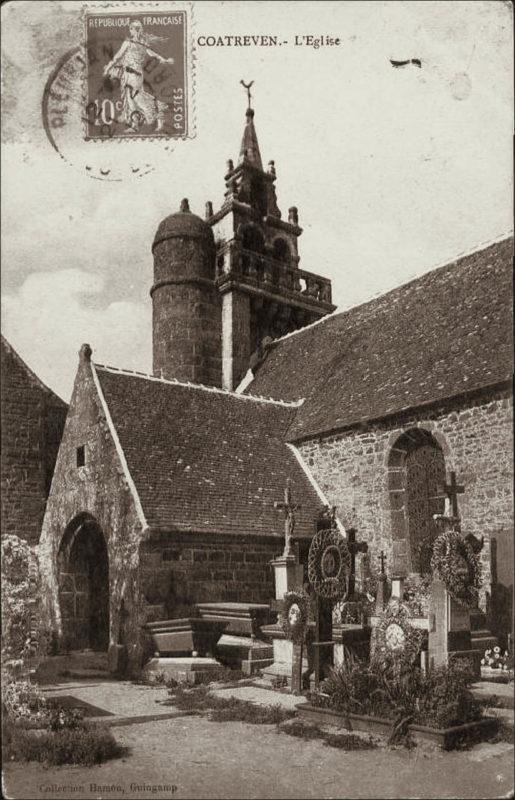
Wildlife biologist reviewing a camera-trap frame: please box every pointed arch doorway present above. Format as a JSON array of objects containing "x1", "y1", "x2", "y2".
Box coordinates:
[{"x1": 58, "y1": 514, "x2": 109, "y2": 651}]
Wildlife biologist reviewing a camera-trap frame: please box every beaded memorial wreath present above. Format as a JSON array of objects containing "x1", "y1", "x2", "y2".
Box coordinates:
[
  {"x1": 280, "y1": 590, "x2": 310, "y2": 644},
  {"x1": 308, "y1": 528, "x2": 351, "y2": 601},
  {"x1": 430, "y1": 529, "x2": 480, "y2": 608},
  {"x1": 371, "y1": 602, "x2": 424, "y2": 670}
]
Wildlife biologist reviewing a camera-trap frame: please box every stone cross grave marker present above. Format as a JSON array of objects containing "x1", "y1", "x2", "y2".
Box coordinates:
[
  {"x1": 346, "y1": 527, "x2": 369, "y2": 598},
  {"x1": 433, "y1": 471, "x2": 465, "y2": 529},
  {"x1": 274, "y1": 479, "x2": 301, "y2": 558},
  {"x1": 376, "y1": 550, "x2": 388, "y2": 613},
  {"x1": 311, "y1": 515, "x2": 368, "y2": 687}
]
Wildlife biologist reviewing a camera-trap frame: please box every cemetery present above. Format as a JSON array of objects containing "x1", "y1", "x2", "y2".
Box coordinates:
[{"x1": 2, "y1": 471, "x2": 513, "y2": 788}]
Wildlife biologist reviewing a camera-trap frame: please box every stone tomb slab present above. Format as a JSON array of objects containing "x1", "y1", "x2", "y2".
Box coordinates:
[
  {"x1": 144, "y1": 617, "x2": 226, "y2": 657},
  {"x1": 143, "y1": 656, "x2": 222, "y2": 684},
  {"x1": 216, "y1": 634, "x2": 273, "y2": 674},
  {"x1": 196, "y1": 602, "x2": 274, "y2": 638}
]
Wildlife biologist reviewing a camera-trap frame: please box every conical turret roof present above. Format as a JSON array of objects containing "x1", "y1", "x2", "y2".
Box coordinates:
[{"x1": 238, "y1": 108, "x2": 263, "y2": 170}]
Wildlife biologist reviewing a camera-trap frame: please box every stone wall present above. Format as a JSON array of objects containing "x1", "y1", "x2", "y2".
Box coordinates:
[
  {"x1": 139, "y1": 531, "x2": 281, "y2": 623},
  {"x1": 38, "y1": 353, "x2": 145, "y2": 671},
  {"x1": 1, "y1": 337, "x2": 67, "y2": 545},
  {"x1": 297, "y1": 386, "x2": 513, "y2": 634}
]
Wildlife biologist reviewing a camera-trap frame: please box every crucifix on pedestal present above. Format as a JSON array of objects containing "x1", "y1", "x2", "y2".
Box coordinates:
[{"x1": 274, "y1": 479, "x2": 301, "y2": 558}]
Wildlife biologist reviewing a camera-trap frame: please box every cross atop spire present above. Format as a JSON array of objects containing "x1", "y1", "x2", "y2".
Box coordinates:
[{"x1": 240, "y1": 79, "x2": 254, "y2": 109}]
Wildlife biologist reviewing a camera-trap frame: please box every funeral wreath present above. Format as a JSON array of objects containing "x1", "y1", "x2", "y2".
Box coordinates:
[
  {"x1": 308, "y1": 528, "x2": 351, "y2": 600},
  {"x1": 371, "y1": 601, "x2": 424, "y2": 671},
  {"x1": 280, "y1": 590, "x2": 310, "y2": 644},
  {"x1": 430, "y1": 529, "x2": 480, "y2": 607}
]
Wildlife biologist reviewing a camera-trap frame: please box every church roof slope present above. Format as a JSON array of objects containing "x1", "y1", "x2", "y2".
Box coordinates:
[
  {"x1": 95, "y1": 368, "x2": 324, "y2": 537},
  {"x1": 246, "y1": 237, "x2": 513, "y2": 440},
  {"x1": 1, "y1": 335, "x2": 67, "y2": 408}
]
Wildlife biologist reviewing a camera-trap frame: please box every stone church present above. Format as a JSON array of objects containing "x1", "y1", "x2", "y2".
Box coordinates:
[{"x1": 34, "y1": 103, "x2": 512, "y2": 673}]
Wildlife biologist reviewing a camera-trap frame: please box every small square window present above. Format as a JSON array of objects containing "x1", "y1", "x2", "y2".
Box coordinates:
[{"x1": 76, "y1": 445, "x2": 85, "y2": 467}]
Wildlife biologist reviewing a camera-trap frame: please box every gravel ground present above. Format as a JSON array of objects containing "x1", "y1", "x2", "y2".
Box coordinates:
[{"x1": 3, "y1": 710, "x2": 514, "y2": 800}]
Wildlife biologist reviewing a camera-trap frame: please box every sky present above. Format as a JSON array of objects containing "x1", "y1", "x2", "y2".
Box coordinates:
[{"x1": 1, "y1": 0, "x2": 513, "y2": 401}]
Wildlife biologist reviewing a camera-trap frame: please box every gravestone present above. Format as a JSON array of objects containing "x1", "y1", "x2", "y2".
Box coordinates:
[
  {"x1": 262, "y1": 482, "x2": 309, "y2": 686},
  {"x1": 308, "y1": 509, "x2": 367, "y2": 688},
  {"x1": 271, "y1": 480, "x2": 304, "y2": 597},
  {"x1": 429, "y1": 475, "x2": 482, "y2": 676},
  {"x1": 375, "y1": 551, "x2": 388, "y2": 614},
  {"x1": 428, "y1": 579, "x2": 481, "y2": 676}
]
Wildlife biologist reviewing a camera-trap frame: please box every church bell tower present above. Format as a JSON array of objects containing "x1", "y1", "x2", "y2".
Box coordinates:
[
  {"x1": 207, "y1": 84, "x2": 335, "y2": 390},
  {"x1": 151, "y1": 84, "x2": 335, "y2": 391}
]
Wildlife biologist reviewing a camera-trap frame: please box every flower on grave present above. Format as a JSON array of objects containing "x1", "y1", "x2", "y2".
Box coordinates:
[
  {"x1": 494, "y1": 646, "x2": 501, "y2": 654},
  {"x1": 481, "y1": 659, "x2": 485, "y2": 665}
]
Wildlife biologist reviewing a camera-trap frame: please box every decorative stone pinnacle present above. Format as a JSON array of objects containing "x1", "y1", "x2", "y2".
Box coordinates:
[
  {"x1": 288, "y1": 207, "x2": 299, "y2": 225},
  {"x1": 180, "y1": 198, "x2": 190, "y2": 213},
  {"x1": 205, "y1": 201, "x2": 213, "y2": 219},
  {"x1": 268, "y1": 160, "x2": 276, "y2": 177},
  {"x1": 79, "y1": 343, "x2": 92, "y2": 363},
  {"x1": 226, "y1": 159, "x2": 234, "y2": 172}
]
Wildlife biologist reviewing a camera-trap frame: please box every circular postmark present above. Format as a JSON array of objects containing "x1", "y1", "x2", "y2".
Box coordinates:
[
  {"x1": 42, "y1": 44, "x2": 180, "y2": 181},
  {"x1": 43, "y1": 46, "x2": 161, "y2": 180}
]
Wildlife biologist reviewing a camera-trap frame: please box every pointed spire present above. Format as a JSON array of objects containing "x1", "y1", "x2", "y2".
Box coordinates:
[
  {"x1": 238, "y1": 108, "x2": 263, "y2": 170},
  {"x1": 238, "y1": 80, "x2": 263, "y2": 170}
]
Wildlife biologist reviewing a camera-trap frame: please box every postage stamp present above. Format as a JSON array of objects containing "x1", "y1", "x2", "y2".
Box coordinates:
[{"x1": 84, "y1": 9, "x2": 189, "y2": 140}]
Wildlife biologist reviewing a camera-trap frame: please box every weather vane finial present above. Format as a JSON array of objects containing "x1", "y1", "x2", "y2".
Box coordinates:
[{"x1": 240, "y1": 79, "x2": 254, "y2": 109}]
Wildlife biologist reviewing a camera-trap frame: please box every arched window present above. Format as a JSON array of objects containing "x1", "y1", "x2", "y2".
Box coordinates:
[
  {"x1": 387, "y1": 429, "x2": 446, "y2": 574},
  {"x1": 250, "y1": 177, "x2": 267, "y2": 216},
  {"x1": 241, "y1": 225, "x2": 265, "y2": 254},
  {"x1": 272, "y1": 237, "x2": 290, "y2": 263}
]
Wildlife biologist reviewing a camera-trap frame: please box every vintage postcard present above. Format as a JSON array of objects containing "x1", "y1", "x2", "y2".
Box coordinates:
[{"x1": 1, "y1": 1, "x2": 513, "y2": 799}]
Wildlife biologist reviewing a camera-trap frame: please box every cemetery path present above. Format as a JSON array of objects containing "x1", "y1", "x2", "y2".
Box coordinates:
[{"x1": 3, "y1": 711, "x2": 514, "y2": 800}]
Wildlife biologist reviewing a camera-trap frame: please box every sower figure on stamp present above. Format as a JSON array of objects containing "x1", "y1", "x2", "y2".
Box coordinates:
[{"x1": 103, "y1": 19, "x2": 175, "y2": 133}]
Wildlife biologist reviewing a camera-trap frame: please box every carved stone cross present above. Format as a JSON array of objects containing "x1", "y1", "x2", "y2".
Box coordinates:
[
  {"x1": 378, "y1": 550, "x2": 387, "y2": 575},
  {"x1": 443, "y1": 471, "x2": 465, "y2": 518},
  {"x1": 274, "y1": 479, "x2": 301, "y2": 558},
  {"x1": 346, "y1": 528, "x2": 368, "y2": 597}
]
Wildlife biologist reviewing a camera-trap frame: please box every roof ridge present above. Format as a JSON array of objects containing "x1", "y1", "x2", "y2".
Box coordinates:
[
  {"x1": 269, "y1": 232, "x2": 514, "y2": 347},
  {"x1": 94, "y1": 363, "x2": 305, "y2": 408}
]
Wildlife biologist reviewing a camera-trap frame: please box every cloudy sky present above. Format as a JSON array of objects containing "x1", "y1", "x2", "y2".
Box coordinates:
[{"x1": 1, "y1": 0, "x2": 513, "y2": 401}]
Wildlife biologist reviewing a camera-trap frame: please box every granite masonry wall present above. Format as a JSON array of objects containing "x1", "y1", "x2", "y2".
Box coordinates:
[
  {"x1": 297, "y1": 386, "x2": 513, "y2": 635},
  {"x1": 139, "y1": 532, "x2": 281, "y2": 623},
  {"x1": 1, "y1": 338, "x2": 67, "y2": 545}
]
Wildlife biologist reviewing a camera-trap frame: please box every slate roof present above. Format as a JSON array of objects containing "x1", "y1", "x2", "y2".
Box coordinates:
[
  {"x1": 95, "y1": 367, "x2": 324, "y2": 537},
  {"x1": 246, "y1": 238, "x2": 513, "y2": 441},
  {"x1": 1, "y1": 335, "x2": 67, "y2": 408}
]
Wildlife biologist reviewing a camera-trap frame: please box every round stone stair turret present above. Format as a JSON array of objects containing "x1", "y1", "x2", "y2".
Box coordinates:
[{"x1": 151, "y1": 199, "x2": 222, "y2": 386}]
